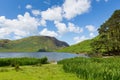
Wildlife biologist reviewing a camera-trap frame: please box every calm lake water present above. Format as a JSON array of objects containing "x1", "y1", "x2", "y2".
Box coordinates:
[{"x1": 0, "y1": 52, "x2": 87, "y2": 61}]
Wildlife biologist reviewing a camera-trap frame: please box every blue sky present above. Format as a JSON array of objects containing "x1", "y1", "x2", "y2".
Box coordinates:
[{"x1": 0, "y1": 0, "x2": 120, "y2": 45}]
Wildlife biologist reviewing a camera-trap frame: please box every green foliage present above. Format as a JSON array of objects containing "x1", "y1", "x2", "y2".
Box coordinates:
[
  {"x1": 92, "y1": 10, "x2": 120, "y2": 55},
  {"x1": 58, "y1": 57, "x2": 120, "y2": 80},
  {"x1": 0, "y1": 57, "x2": 48, "y2": 67},
  {"x1": 58, "y1": 39, "x2": 93, "y2": 53},
  {"x1": 0, "y1": 36, "x2": 69, "y2": 52}
]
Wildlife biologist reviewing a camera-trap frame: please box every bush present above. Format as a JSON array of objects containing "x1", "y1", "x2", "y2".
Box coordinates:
[{"x1": 0, "y1": 57, "x2": 48, "y2": 67}]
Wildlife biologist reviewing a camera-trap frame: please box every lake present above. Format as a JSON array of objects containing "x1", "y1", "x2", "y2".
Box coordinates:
[{"x1": 0, "y1": 52, "x2": 87, "y2": 61}]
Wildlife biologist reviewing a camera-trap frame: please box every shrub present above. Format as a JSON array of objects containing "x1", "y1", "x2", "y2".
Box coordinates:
[{"x1": 0, "y1": 57, "x2": 48, "y2": 67}]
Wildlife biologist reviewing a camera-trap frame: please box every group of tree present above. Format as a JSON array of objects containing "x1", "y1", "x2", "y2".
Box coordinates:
[{"x1": 91, "y1": 10, "x2": 120, "y2": 55}]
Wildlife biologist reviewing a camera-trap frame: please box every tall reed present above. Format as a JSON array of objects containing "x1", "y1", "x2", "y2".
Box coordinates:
[{"x1": 58, "y1": 57, "x2": 120, "y2": 80}]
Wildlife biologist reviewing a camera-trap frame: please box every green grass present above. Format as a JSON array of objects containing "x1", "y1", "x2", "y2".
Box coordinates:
[
  {"x1": 57, "y1": 39, "x2": 93, "y2": 53},
  {"x1": 58, "y1": 57, "x2": 120, "y2": 80},
  {"x1": 0, "y1": 64, "x2": 80, "y2": 80}
]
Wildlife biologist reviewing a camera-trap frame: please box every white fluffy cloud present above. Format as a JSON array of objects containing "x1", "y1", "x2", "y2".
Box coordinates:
[
  {"x1": 63, "y1": 0, "x2": 91, "y2": 19},
  {"x1": 54, "y1": 21, "x2": 83, "y2": 35},
  {"x1": 54, "y1": 21, "x2": 68, "y2": 34},
  {"x1": 73, "y1": 36, "x2": 88, "y2": 43},
  {"x1": 41, "y1": 7, "x2": 62, "y2": 21},
  {"x1": 26, "y1": 0, "x2": 91, "y2": 38},
  {"x1": 68, "y1": 22, "x2": 83, "y2": 33},
  {"x1": 0, "y1": 12, "x2": 41, "y2": 39},
  {"x1": 26, "y1": 4, "x2": 32, "y2": 9},
  {"x1": 85, "y1": 25, "x2": 96, "y2": 32},
  {"x1": 39, "y1": 28, "x2": 58, "y2": 37},
  {"x1": 41, "y1": 0, "x2": 91, "y2": 21},
  {"x1": 32, "y1": 10, "x2": 41, "y2": 16}
]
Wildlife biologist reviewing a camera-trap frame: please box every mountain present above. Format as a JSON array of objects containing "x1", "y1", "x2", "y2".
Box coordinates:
[
  {"x1": 0, "y1": 36, "x2": 69, "y2": 52},
  {"x1": 57, "y1": 39, "x2": 93, "y2": 54}
]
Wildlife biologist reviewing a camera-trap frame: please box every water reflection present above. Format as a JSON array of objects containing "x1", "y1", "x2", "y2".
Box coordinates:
[{"x1": 0, "y1": 52, "x2": 87, "y2": 61}]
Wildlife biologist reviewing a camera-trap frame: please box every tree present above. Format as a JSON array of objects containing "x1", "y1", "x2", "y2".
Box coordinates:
[{"x1": 92, "y1": 10, "x2": 120, "y2": 55}]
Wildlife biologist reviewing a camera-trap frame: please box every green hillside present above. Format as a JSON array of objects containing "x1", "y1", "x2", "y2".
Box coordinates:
[
  {"x1": 58, "y1": 39, "x2": 93, "y2": 54},
  {"x1": 0, "y1": 36, "x2": 69, "y2": 52},
  {"x1": 58, "y1": 10, "x2": 120, "y2": 55}
]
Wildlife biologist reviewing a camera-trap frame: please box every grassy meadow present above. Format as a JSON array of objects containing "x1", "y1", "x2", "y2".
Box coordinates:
[
  {"x1": 0, "y1": 56, "x2": 120, "y2": 80},
  {"x1": 0, "y1": 64, "x2": 80, "y2": 80},
  {"x1": 57, "y1": 39, "x2": 93, "y2": 54},
  {"x1": 58, "y1": 57, "x2": 120, "y2": 80}
]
